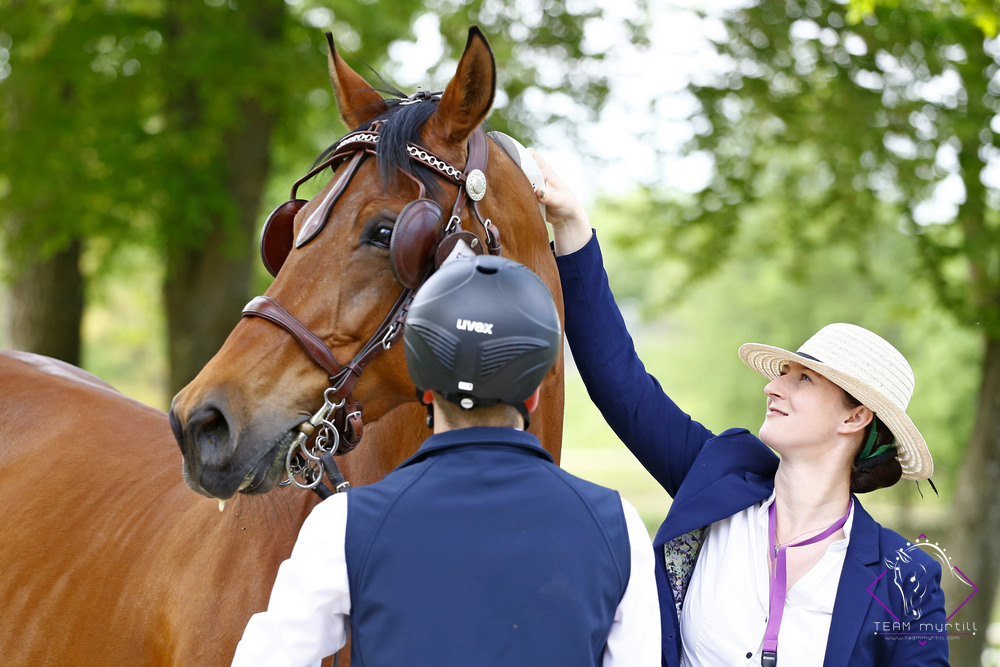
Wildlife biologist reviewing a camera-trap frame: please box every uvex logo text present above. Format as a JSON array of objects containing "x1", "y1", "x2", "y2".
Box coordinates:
[{"x1": 456, "y1": 319, "x2": 494, "y2": 334}]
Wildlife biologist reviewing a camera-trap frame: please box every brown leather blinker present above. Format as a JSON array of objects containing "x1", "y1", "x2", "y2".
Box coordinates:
[{"x1": 389, "y1": 198, "x2": 444, "y2": 290}]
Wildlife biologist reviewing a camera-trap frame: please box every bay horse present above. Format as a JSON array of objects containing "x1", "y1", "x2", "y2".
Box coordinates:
[{"x1": 0, "y1": 26, "x2": 563, "y2": 666}]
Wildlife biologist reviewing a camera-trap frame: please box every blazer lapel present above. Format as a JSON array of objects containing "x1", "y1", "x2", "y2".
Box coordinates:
[
  {"x1": 824, "y1": 498, "x2": 881, "y2": 666},
  {"x1": 656, "y1": 431, "x2": 778, "y2": 545},
  {"x1": 651, "y1": 458, "x2": 776, "y2": 655},
  {"x1": 649, "y1": 430, "x2": 778, "y2": 667},
  {"x1": 656, "y1": 472, "x2": 772, "y2": 544}
]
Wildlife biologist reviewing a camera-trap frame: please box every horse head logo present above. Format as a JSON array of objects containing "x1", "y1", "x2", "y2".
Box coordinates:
[
  {"x1": 884, "y1": 545, "x2": 931, "y2": 621},
  {"x1": 881, "y1": 539, "x2": 974, "y2": 623}
]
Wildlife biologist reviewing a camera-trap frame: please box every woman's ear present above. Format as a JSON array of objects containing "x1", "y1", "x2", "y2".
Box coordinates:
[
  {"x1": 421, "y1": 390, "x2": 435, "y2": 405},
  {"x1": 841, "y1": 405, "x2": 874, "y2": 435}
]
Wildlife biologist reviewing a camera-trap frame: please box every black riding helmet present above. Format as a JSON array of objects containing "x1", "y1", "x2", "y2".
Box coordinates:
[{"x1": 404, "y1": 255, "x2": 561, "y2": 423}]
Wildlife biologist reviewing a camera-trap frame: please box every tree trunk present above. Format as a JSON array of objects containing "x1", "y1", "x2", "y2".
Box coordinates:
[
  {"x1": 6, "y1": 240, "x2": 84, "y2": 365},
  {"x1": 945, "y1": 333, "x2": 1000, "y2": 666},
  {"x1": 163, "y1": 99, "x2": 274, "y2": 394},
  {"x1": 163, "y1": 233, "x2": 254, "y2": 396},
  {"x1": 161, "y1": 0, "x2": 283, "y2": 396}
]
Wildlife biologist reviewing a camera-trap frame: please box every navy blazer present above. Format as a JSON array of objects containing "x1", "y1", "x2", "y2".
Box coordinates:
[{"x1": 556, "y1": 233, "x2": 949, "y2": 666}]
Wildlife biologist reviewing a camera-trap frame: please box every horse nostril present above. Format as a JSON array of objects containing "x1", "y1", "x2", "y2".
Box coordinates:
[
  {"x1": 187, "y1": 405, "x2": 233, "y2": 456},
  {"x1": 168, "y1": 407, "x2": 184, "y2": 449}
]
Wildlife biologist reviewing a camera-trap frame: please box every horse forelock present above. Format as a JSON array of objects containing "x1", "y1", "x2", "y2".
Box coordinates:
[
  {"x1": 374, "y1": 101, "x2": 439, "y2": 190},
  {"x1": 313, "y1": 99, "x2": 455, "y2": 201}
]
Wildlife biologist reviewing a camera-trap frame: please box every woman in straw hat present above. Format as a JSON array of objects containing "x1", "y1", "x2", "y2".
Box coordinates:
[{"x1": 529, "y1": 150, "x2": 947, "y2": 667}]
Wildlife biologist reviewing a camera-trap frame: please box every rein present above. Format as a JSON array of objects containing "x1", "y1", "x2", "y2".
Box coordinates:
[{"x1": 242, "y1": 111, "x2": 496, "y2": 497}]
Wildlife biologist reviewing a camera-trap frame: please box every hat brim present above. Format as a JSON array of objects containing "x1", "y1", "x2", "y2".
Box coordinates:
[{"x1": 738, "y1": 342, "x2": 933, "y2": 481}]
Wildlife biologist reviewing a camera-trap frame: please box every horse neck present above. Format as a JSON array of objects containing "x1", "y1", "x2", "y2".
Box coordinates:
[
  {"x1": 338, "y1": 402, "x2": 430, "y2": 486},
  {"x1": 478, "y1": 174, "x2": 556, "y2": 283}
]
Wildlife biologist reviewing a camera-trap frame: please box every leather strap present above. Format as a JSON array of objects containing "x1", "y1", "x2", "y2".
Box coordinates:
[
  {"x1": 334, "y1": 289, "x2": 413, "y2": 389},
  {"x1": 463, "y1": 130, "x2": 501, "y2": 254},
  {"x1": 295, "y1": 151, "x2": 367, "y2": 248},
  {"x1": 243, "y1": 295, "x2": 367, "y2": 454},
  {"x1": 243, "y1": 296, "x2": 345, "y2": 379},
  {"x1": 333, "y1": 123, "x2": 471, "y2": 186},
  {"x1": 337, "y1": 400, "x2": 364, "y2": 450},
  {"x1": 466, "y1": 126, "x2": 489, "y2": 175},
  {"x1": 243, "y1": 288, "x2": 412, "y2": 397}
]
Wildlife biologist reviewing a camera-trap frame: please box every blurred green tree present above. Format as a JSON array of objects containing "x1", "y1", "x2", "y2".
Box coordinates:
[
  {"x1": 0, "y1": 0, "x2": 645, "y2": 394},
  {"x1": 849, "y1": 0, "x2": 999, "y2": 37},
  {"x1": 597, "y1": 187, "x2": 978, "y2": 514},
  {"x1": 0, "y1": 1, "x2": 157, "y2": 364},
  {"x1": 612, "y1": 1, "x2": 997, "y2": 661}
]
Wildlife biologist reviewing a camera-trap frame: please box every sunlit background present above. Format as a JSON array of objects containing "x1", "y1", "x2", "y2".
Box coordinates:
[{"x1": 2, "y1": 0, "x2": 999, "y2": 663}]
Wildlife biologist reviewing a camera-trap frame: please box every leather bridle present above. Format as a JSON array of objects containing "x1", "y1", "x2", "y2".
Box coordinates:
[{"x1": 242, "y1": 108, "x2": 498, "y2": 497}]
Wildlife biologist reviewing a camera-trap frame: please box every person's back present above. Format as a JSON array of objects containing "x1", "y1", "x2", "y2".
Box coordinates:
[{"x1": 345, "y1": 426, "x2": 631, "y2": 666}]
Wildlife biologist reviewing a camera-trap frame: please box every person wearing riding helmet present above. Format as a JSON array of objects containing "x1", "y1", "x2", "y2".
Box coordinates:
[
  {"x1": 232, "y1": 254, "x2": 660, "y2": 667},
  {"x1": 528, "y1": 149, "x2": 948, "y2": 667}
]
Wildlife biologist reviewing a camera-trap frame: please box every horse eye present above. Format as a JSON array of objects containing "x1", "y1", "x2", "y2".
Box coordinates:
[{"x1": 367, "y1": 223, "x2": 393, "y2": 249}]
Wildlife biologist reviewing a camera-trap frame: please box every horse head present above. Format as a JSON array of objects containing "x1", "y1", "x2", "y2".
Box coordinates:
[{"x1": 168, "y1": 27, "x2": 563, "y2": 502}]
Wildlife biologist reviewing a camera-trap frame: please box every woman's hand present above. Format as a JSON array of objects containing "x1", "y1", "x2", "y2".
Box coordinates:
[{"x1": 529, "y1": 148, "x2": 593, "y2": 256}]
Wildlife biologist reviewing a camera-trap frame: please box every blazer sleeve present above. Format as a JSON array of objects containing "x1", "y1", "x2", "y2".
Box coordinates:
[{"x1": 556, "y1": 232, "x2": 714, "y2": 497}]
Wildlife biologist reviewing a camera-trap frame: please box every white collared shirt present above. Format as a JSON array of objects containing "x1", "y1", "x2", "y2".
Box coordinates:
[
  {"x1": 680, "y1": 491, "x2": 854, "y2": 667},
  {"x1": 232, "y1": 493, "x2": 660, "y2": 667}
]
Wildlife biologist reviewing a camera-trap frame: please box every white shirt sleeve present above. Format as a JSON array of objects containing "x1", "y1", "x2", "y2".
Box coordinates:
[
  {"x1": 231, "y1": 493, "x2": 351, "y2": 667},
  {"x1": 603, "y1": 497, "x2": 661, "y2": 667}
]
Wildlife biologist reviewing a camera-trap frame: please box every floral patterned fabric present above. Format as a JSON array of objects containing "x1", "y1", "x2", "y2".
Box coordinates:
[{"x1": 663, "y1": 527, "x2": 705, "y2": 616}]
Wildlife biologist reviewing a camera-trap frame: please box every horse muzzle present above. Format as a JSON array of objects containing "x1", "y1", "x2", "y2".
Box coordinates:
[{"x1": 168, "y1": 399, "x2": 293, "y2": 499}]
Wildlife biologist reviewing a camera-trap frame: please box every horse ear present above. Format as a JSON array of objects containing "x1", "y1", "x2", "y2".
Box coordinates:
[
  {"x1": 426, "y1": 26, "x2": 496, "y2": 146},
  {"x1": 326, "y1": 32, "x2": 388, "y2": 129}
]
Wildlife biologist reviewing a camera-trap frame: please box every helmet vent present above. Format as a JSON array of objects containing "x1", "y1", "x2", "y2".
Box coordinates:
[
  {"x1": 479, "y1": 337, "x2": 548, "y2": 378},
  {"x1": 408, "y1": 321, "x2": 460, "y2": 371}
]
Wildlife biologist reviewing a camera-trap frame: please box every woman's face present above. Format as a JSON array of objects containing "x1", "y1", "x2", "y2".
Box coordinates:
[{"x1": 757, "y1": 361, "x2": 859, "y2": 456}]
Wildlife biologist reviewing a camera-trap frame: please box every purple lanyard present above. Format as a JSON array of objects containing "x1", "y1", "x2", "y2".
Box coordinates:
[{"x1": 761, "y1": 497, "x2": 852, "y2": 667}]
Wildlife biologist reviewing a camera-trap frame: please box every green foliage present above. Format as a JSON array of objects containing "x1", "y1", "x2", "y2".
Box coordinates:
[
  {"x1": 1, "y1": 1, "x2": 648, "y2": 386},
  {"x1": 559, "y1": 189, "x2": 980, "y2": 530},
  {"x1": 1, "y1": 1, "x2": 647, "y2": 264},
  {"x1": 80, "y1": 240, "x2": 166, "y2": 407},
  {"x1": 630, "y1": 0, "x2": 1000, "y2": 337},
  {"x1": 0, "y1": 2, "x2": 161, "y2": 270},
  {"x1": 848, "y1": 0, "x2": 1000, "y2": 37}
]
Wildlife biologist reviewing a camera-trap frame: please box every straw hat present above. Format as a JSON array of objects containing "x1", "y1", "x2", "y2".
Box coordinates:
[{"x1": 738, "y1": 323, "x2": 932, "y2": 480}]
